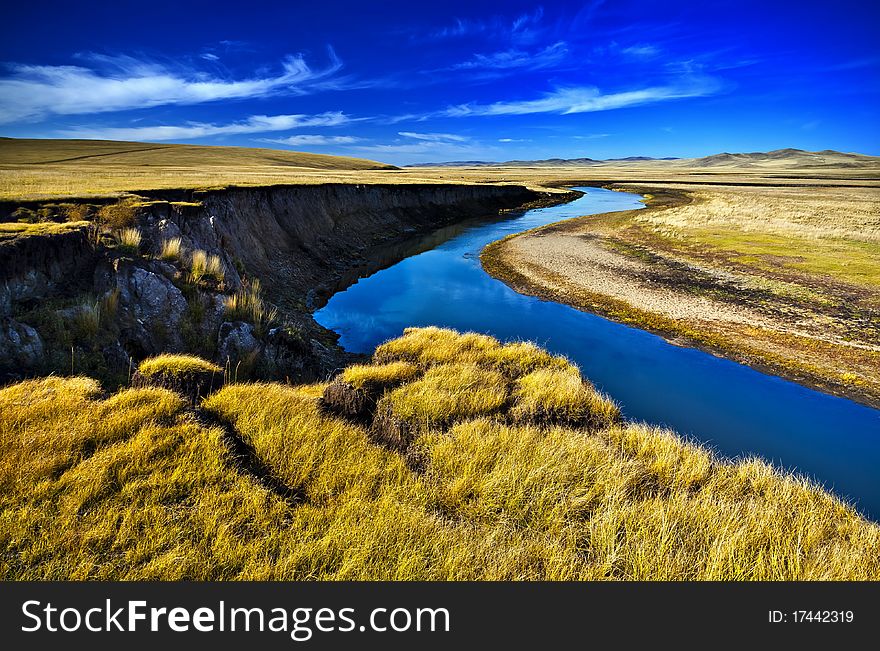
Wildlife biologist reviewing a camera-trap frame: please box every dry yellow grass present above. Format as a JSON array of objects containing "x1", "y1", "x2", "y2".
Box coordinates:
[
  {"x1": 382, "y1": 363, "x2": 509, "y2": 428},
  {"x1": 0, "y1": 138, "x2": 397, "y2": 200},
  {"x1": 113, "y1": 227, "x2": 141, "y2": 254},
  {"x1": 1, "y1": 330, "x2": 878, "y2": 580},
  {"x1": 0, "y1": 221, "x2": 88, "y2": 238},
  {"x1": 3, "y1": 138, "x2": 877, "y2": 202},
  {"x1": 511, "y1": 367, "x2": 620, "y2": 428},
  {"x1": 341, "y1": 361, "x2": 421, "y2": 389},
  {"x1": 639, "y1": 186, "x2": 880, "y2": 243},
  {"x1": 158, "y1": 236, "x2": 185, "y2": 262},
  {"x1": 189, "y1": 249, "x2": 224, "y2": 283},
  {"x1": 138, "y1": 354, "x2": 223, "y2": 377},
  {"x1": 222, "y1": 278, "x2": 277, "y2": 336}
]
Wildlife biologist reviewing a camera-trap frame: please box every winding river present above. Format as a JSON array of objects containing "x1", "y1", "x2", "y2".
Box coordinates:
[{"x1": 315, "y1": 187, "x2": 880, "y2": 520}]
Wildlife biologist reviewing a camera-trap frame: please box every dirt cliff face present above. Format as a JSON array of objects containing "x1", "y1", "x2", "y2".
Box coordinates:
[
  {"x1": 1, "y1": 183, "x2": 541, "y2": 384},
  {"x1": 145, "y1": 183, "x2": 538, "y2": 306},
  {"x1": 0, "y1": 226, "x2": 95, "y2": 315}
]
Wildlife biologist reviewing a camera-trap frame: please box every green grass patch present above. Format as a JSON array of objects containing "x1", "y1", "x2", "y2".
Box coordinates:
[{"x1": 684, "y1": 227, "x2": 880, "y2": 289}]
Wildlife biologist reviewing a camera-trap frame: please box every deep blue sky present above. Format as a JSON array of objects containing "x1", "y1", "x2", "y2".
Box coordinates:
[{"x1": 1, "y1": 0, "x2": 878, "y2": 164}]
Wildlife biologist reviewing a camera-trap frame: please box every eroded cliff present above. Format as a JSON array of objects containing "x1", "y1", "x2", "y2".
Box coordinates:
[{"x1": 0, "y1": 183, "x2": 545, "y2": 384}]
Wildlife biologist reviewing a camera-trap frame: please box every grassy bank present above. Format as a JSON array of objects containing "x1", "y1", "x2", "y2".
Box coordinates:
[
  {"x1": 1, "y1": 329, "x2": 876, "y2": 580},
  {"x1": 482, "y1": 185, "x2": 880, "y2": 407}
]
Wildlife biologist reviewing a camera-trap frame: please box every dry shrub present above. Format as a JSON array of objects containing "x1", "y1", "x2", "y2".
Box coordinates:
[
  {"x1": 223, "y1": 278, "x2": 277, "y2": 336},
  {"x1": 97, "y1": 200, "x2": 138, "y2": 230}
]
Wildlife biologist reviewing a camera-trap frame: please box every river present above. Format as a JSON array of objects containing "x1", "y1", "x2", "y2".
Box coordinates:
[{"x1": 314, "y1": 186, "x2": 880, "y2": 520}]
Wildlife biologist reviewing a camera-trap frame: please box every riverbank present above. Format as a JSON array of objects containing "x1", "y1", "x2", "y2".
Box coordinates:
[
  {"x1": 482, "y1": 184, "x2": 880, "y2": 408},
  {"x1": 1, "y1": 182, "x2": 549, "y2": 385}
]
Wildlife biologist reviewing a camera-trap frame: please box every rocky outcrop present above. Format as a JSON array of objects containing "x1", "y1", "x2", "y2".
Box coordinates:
[
  {"x1": 0, "y1": 319, "x2": 44, "y2": 377},
  {"x1": 113, "y1": 262, "x2": 188, "y2": 356}
]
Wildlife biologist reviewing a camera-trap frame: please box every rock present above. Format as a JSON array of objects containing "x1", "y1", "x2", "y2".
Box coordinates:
[
  {"x1": 156, "y1": 218, "x2": 183, "y2": 241},
  {"x1": 0, "y1": 226, "x2": 95, "y2": 318},
  {"x1": 0, "y1": 318, "x2": 45, "y2": 371},
  {"x1": 202, "y1": 294, "x2": 228, "y2": 340},
  {"x1": 115, "y1": 262, "x2": 188, "y2": 355},
  {"x1": 217, "y1": 321, "x2": 260, "y2": 368},
  {"x1": 101, "y1": 341, "x2": 132, "y2": 374}
]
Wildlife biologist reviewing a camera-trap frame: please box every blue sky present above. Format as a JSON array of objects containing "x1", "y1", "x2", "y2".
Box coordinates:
[{"x1": 1, "y1": 0, "x2": 878, "y2": 164}]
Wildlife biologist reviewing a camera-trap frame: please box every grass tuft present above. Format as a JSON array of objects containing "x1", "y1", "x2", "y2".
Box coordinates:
[
  {"x1": 487, "y1": 341, "x2": 571, "y2": 377},
  {"x1": 374, "y1": 326, "x2": 501, "y2": 366},
  {"x1": 383, "y1": 363, "x2": 508, "y2": 428},
  {"x1": 342, "y1": 361, "x2": 421, "y2": 390},
  {"x1": 222, "y1": 279, "x2": 277, "y2": 337},
  {"x1": 511, "y1": 367, "x2": 621, "y2": 428},
  {"x1": 96, "y1": 199, "x2": 138, "y2": 230},
  {"x1": 158, "y1": 237, "x2": 185, "y2": 263},
  {"x1": 134, "y1": 354, "x2": 223, "y2": 402},
  {"x1": 138, "y1": 354, "x2": 222, "y2": 377},
  {"x1": 190, "y1": 249, "x2": 224, "y2": 284},
  {"x1": 70, "y1": 302, "x2": 102, "y2": 342},
  {"x1": 113, "y1": 227, "x2": 141, "y2": 255}
]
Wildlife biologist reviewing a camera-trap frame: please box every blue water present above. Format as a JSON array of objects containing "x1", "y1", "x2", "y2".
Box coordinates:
[{"x1": 315, "y1": 187, "x2": 880, "y2": 520}]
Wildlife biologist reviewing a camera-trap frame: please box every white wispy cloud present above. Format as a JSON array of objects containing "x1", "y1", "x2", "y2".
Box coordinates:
[
  {"x1": 498, "y1": 138, "x2": 531, "y2": 142},
  {"x1": 0, "y1": 51, "x2": 343, "y2": 124},
  {"x1": 261, "y1": 134, "x2": 362, "y2": 146},
  {"x1": 424, "y1": 6, "x2": 545, "y2": 44},
  {"x1": 427, "y1": 18, "x2": 480, "y2": 40},
  {"x1": 820, "y1": 57, "x2": 880, "y2": 72},
  {"x1": 449, "y1": 42, "x2": 569, "y2": 72},
  {"x1": 440, "y1": 80, "x2": 718, "y2": 118},
  {"x1": 621, "y1": 44, "x2": 660, "y2": 57},
  {"x1": 399, "y1": 131, "x2": 469, "y2": 142},
  {"x1": 58, "y1": 112, "x2": 350, "y2": 141}
]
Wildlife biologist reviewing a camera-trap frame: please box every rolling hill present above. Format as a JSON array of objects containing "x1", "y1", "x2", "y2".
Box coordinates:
[
  {"x1": 0, "y1": 138, "x2": 399, "y2": 200},
  {"x1": 406, "y1": 149, "x2": 879, "y2": 169},
  {"x1": 0, "y1": 138, "x2": 396, "y2": 171}
]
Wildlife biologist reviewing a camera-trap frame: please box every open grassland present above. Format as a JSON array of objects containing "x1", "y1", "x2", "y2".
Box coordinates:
[
  {"x1": 2, "y1": 139, "x2": 879, "y2": 202},
  {"x1": 0, "y1": 138, "x2": 397, "y2": 200},
  {"x1": 1, "y1": 328, "x2": 877, "y2": 580},
  {"x1": 484, "y1": 185, "x2": 880, "y2": 406}
]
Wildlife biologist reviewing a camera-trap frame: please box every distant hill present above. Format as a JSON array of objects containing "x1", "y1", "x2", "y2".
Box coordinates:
[
  {"x1": 406, "y1": 156, "x2": 677, "y2": 167},
  {"x1": 406, "y1": 149, "x2": 878, "y2": 169},
  {"x1": 0, "y1": 138, "x2": 397, "y2": 171},
  {"x1": 672, "y1": 148, "x2": 879, "y2": 170},
  {"x1": 0, "y1": 138, "x2": 399, "y2": 200},
  {"x1": 408, "y1": 157, "x2": 602, "y2": 167}
]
